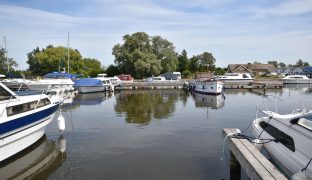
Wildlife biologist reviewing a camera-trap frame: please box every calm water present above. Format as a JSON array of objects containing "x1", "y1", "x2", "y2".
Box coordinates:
[{"x1": 1, "y1": 85, "x2": 312, "y2": 179}]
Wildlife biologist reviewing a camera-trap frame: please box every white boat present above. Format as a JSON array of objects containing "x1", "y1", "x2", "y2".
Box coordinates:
[
  {"x1": 188, "y1": 79, "x2": 224, "y2": 95},
  {"x1": 26, "y1": 72, "x2": 76, "y2": 91},
  {"x1": 108, "y1": 76, "x2": 122, "y2": 85},
  {"x1": 251, "y1": 96, "x2": 312, "y2": 178},
  {"x1": 282, "y1": 75, "x2": 312, "y2": 84},
  {"x1": 74, "y1": 78, "x2": 113, "y2": 93},
  {"x1": 0, "y1": 82, "x2": 59, "y2": 162},
  {"x1": 216, "y1": 73, "x2": 254, "y2": 82},
  {"x1": 146, "y1": 76, "x2": 166, "y2": 82}
]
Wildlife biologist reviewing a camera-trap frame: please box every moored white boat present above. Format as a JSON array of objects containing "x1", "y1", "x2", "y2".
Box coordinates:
[
  {"x1": 74, "y1": 78, "x2": 113, "y2": 93},
  {"x1": 216, "y1": 73, "x2": 254, "y2": 82},
  {"x1": 282, "y1": 75, "x2": 312, "y2": 84},
  {"x1": 26, "y1": 72, "x2": 76, "y2": 91},
  {"x1": 188, "y1": 79, "x2": 224, "y2": 95},
  {"x1": 251, "y1": 96, "x2": 312, "y2": 178},
  {"x1": 0, "y1": 82, "x2": 59, "y2": 162}
]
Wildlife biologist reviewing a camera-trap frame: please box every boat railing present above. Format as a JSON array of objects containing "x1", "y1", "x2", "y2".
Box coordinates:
[
  {"x1": 256, "y1": 95, "x2": 284, "y2": 119},
  {"x1": 0, "y1": 96, "x2": 15, "y2": 119},
  {"x1": 256, "y1": 95, "x2": 312, "y2": 119}
]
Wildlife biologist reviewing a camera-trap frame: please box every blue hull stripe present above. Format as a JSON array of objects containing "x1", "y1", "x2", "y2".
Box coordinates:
[{"x1": 0, "y1": 104, "x2": 59, "y2": 136}]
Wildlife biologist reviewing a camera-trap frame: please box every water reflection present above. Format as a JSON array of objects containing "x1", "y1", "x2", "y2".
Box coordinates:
[
  {"x1": 114, "y1": 90, "x2": 187, "y2": 125},
  {"x1": 0, "y1": 136, "x2": 66, "y2": 179},
  {"x1": 192, "y1": 92, "x2": 225, "y2": 109},
  {"x1": 73, "y1": 92, "x2": 112, "y2": 106}
]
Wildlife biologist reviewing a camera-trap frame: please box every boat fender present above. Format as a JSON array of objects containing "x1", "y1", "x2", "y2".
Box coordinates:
[
  {"x1": 251, "y1": 139, "x2": 264, "y2": 151},
  {"x1": 57, "y1": 114, "x2": 66, "y2": 132},
  {"x1": 57, "y1": 135, "x2": 66, "y2": 153}
]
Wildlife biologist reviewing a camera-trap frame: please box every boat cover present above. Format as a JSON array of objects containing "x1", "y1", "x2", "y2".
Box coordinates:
[
  {"x1": 74, "y1": 78, "x2": 102, "y2": 87},
  {"x1": 43, "y1": 72, "x2": 77, "y2": 81}
]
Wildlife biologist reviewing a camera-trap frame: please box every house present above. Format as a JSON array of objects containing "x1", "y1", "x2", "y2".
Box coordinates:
[
  {"x1": 303, "y1": 66, "x2": 312, "y2": 78},
  {"x1": 292, "y1": 67, "x2": 304, "y2": 74},
  {"x1": 227, "y1": 64, "x2": 276, "y2": 76}
]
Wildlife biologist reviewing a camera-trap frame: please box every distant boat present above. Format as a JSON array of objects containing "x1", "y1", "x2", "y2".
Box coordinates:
[
  {"x1": 216, "y1": 73, "x2": 254, "y2": 82},
  {"x1": 188, "y1": 79, "x2": 224, "y2": 95},
  {"x1": 117, "y1": 74, "x2": 134, "y2": 83},
  {"x1": 281, "y1": 75, "x2": 312, "y2": 84},
  {"x1": 74, "y1": 78, "x2": 113, "y2": 93},
  {"x1": 0, "y1": 82, "x2": 59, "y2": 162},
  {"x1": 26, "y1": 72, "x2": 77, "y2": 91},
  {"x1": 146, "y1": 76, "x2": 166, "y2": 82}
]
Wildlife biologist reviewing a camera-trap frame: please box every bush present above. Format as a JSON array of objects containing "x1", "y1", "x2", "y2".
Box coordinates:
[{"x1": 182, "y1": 70, "x2": 192, "y2": 79}]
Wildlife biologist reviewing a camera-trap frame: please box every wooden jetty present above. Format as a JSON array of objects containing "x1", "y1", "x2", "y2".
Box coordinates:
[
  {"x1": 115, "y1": 81, "x2": 185, "y2": 90},
  {"x1": 223, "y1": 128, "x2": 287, "y2": 180},
  {"x1": 224, "y1": 80, "x2": 282, "y2": 89}
]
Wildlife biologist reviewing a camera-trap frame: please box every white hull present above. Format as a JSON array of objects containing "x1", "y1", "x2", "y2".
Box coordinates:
[
  {"x1": 282, "y1": 79, "x2": 312, "y2": 84},
  {"x1": 189, "y1": 80, "x2": 223, "y2": 95},
  {"x1": 0, "y1": 113, "x2": 56, "y2": 162},
  {"x1": 251, "y1": 117, "x2": 312, "y2": 178},
  {"x1": 75, "y1": 86, "x2": 106, "y2": 93},
  {"x1": 26, "y1": 83, "x2": 74, "y2": 91}
]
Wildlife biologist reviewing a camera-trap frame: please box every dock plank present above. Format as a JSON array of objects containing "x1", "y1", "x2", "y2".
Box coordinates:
[{"x1": 223, "y1": 128, "x2": 287, "y2": 180}]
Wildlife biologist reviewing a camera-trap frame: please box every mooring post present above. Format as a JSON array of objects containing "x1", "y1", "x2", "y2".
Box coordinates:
[{"x1": 230, "y1": 151, "x2": 241, "y2": 180}]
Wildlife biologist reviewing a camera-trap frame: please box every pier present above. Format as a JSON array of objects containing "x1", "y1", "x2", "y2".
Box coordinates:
[
  {"x1": 223, "y1": 128, "x2": 287, "y2": 180},
  {"x1": 114, "y1": 81, "x2": 185, "y2": 90}
]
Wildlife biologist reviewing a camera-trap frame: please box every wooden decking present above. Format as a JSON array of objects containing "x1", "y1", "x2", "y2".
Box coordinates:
[{"x1": 223, "y1": 128, "x2": 287, "y2": 180}]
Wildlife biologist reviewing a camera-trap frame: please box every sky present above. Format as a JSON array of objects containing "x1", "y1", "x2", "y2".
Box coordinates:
[{"x1": 0, "y1": 0, "x2": 311, "y2": 70}]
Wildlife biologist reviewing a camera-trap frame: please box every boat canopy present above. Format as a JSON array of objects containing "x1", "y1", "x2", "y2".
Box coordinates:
[
  {"x1": 43, "y1": 72, "x2": 77, "y2": 81},
  {"x1": 74, "y1": 78, "x2": 102, "y2": 87}
]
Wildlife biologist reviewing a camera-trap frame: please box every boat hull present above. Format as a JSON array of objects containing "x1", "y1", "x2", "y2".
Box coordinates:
[
  {"x1": 251, "y1": 117, "x2": 312, "y2": 178},
  {"x1": 189, "y1": 81, "x2": 223, "y2": 95},
  {"x1": 74, "y1": 86, "x2": 106, "y2": 93},
  {"x1": 0, "y1": 105, "x2": 58, "y2": 162},
  {"x1": 282, "y1": 79, "x2": 312, "y2": 84}
]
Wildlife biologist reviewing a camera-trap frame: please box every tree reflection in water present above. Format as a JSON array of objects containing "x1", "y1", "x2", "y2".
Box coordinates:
[{"x1": 114, "y1": 90, "x2": 188, "y2": 125}]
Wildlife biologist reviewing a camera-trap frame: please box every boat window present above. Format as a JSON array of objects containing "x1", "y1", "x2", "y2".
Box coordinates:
[
  {"x1": 0, "y1": 85, "x2": 14, "y2": 100},
  {"x1": 243, "y1": 74, "x2": 248, "y2": 78},
  {"x1": 6, "y1": 98, "x2": 51, "y2": 116},
  {"x1": 259, "y1": 121, "x2": 295, "y2": 152}
]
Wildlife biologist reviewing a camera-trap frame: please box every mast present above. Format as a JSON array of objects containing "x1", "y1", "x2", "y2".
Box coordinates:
[
  {"x1": 3, "y1": 36, "x2": 9, "y2": 72},
  {"x1": 67, "y1": 32, "x2": 70, "y2": 73}
]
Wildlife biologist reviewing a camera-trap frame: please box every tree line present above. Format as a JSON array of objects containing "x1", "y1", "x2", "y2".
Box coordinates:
[{"x1": 0, "y1": 32, "x2": 310, "y2": 78}]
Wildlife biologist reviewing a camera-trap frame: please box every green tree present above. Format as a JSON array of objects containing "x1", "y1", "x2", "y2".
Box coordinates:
[
  {"x1": 197, "y1": 52, "x2": 216, "y2": 72},
  {"x1": 278, "y1": 62, "x2": 286, "y2": 68},
  {"x1": 81, "y1": 58, "x2": 104, "y2": 77},
  {"x1": 0, "y1": 48, "x2": 18, "y2": 74},
  {"x1": 105, "y1": 64, "x2": 120, "y2": 77},
  {"x1": 189, "y1": 56, "x2": 200, "y2": 73},
  {"x1": 178, "y1": 49, "x2": 189, "y2": 73},
  {"x1": 151, "y1": 35, "x2": 178, "y2": 73},
  {"x1": 214, "y1": 67, "x2": 226, "y2": 75},
  {"x1": 303, "y1": 62, "x2": 310, "y2": 67},
  {"x1": 27, "y1": 45, "x2": 82, "y2": 76},
  {"x1": 268, "y1": 61, "x2": 278, "y2": 68},
  {"x1": 112, "y1": 32, "x2": 162, "y2": 78},
  {"x1": 295, "y1": 59, "x2": 304, "y2": 67}
]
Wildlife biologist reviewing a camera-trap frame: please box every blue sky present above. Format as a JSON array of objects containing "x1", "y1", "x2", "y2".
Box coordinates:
[{"x1": 0, "y1": 0, "x2": 311, "y2": 70}]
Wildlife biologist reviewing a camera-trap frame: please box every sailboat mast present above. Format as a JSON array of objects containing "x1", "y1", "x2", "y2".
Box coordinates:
[
  {"x1": 3, "y1": 36, "x2": 9, "y2": 72},
  {"x1": 67, "y1": 32, "x2": 70, "y2": 73}
]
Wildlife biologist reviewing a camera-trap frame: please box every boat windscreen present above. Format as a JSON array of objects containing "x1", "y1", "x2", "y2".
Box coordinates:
[{"x1": 0, "y1": 85, "x2": 14, "y2": 100}]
